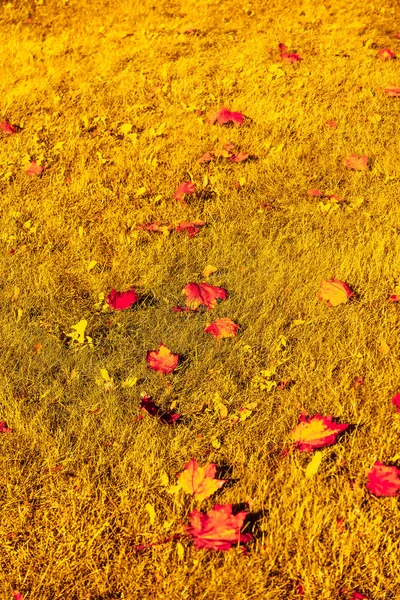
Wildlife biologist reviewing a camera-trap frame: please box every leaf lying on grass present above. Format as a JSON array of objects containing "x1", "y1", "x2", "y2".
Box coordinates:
[
  {"x1": 177, "y1": 458, "x2": 226, "y2": 502},
  {"x1": 182, "y1": 282, "x2": 228, "y2": 310},
  {"x1": 140, "y1": 395, "x2": 180, "y2": 424},
  {"x1": 366, "y1": 461, "x2": 400, "y2": 497},
  {"x1": 0, "y1": 420, "x2": 13, "y2": 433},
  {"x1": 207, "y1": 107, "x2": 245, "y2": 126},
  {"x1": 204, "y1": 318, "x2": 240, "y2": 339},
  {"x1": 318, "y1": 280, "x2": 354, "y2": 306},
  {"x1": 291, "y1": 413, "x2": 349, "y2": 452},
  {"x1": 106, "y1": 288, "x2": 138, "y2": 310},
  {"x1": 146, "y1": 344, "x2": 179, "y2": 374},
  {"x1": 185, "y1": 504, "x2": 252, "y2": 551}
]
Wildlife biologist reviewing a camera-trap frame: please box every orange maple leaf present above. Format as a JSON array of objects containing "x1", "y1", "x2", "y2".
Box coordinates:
[
  {"x1": 291, "y1": 413, "x2": 349, "y2": 452},
  {"x1": 344, "y1": 154, "x2": 369, "y2": 170},
  {"x1": 146, "y1": 344, "x2": 179, "y2": 374},
  {"x1": 26, "y1": 160, "x2": 44, "y2": 176},
  {"x1": 182, "y1": 282, "x2": 227, "y2": 310},
  {"x1": 173, "y1": 181, "x2": 196, "y2": 203},
  {"x1": 204, "y1": 318, "x2": 240, "y2": 339},
  {"x1": 185, "y1": 504, "x2": 252, "y2": 551},
  {"x1": 177, "y1": 458, "x2": 226, "y2": 502},
  {"x1": 318, "y1": 280, "x2": 354, "y2": 307},
  {"x1": 378, "y1": 48, "x2": 395, "y2": 60}
]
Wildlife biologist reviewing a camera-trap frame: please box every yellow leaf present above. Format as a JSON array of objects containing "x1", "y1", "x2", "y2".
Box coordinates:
[
  {"x1": 135, "y1": 187, "x2": 146, "y2": 197},
  {"x1": 203, "y1": 265, "x2": 217, "y2": 277},
  {"x1": 160, "y1": 472, "x2": 169, "y2": 487},
  {"x1": 87, "y1": 260, "x2": 97, "y2": 272},
  {"x1": 145, "y1": 503, "x2": 156, "y2": 525},
  {"x1": 211, "y1": 437, "x2": 221, "y2": 449},
  {"x1": 66, "y1": 319, "x2": 88, "y2": 344},
  {"x1": 120, "y1": 123, "x2": 132, "y2": 135},
  {"x1": 368, "y1": 114, "x2": 381, "y2": 125},
  {"x1": 379, "y1": 339, "x2": 390, "y2": 355},
  {"x1": 121, "y1": 375, "x2": 138, "y2": 388},
  {"x1": 305, "y1": 451, "x2": 323, "y2": 478},
  {"x1": 239, "y1": 176, "x2": 246, "y2": 187},
  {"x1": 100, "y1": 368, "x2": 111, "y2": 381},
  {"x1": 176, "y1": 542, "x2": 185, "y2": 560},
  {"x1": 11, "y1": 286, "x2": 20, "y2": 302}
]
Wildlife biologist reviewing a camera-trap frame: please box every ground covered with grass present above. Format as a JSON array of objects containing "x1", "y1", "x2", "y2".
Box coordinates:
[{"x1": 2, "y1": 0, "x2": 400, "y2": 598}]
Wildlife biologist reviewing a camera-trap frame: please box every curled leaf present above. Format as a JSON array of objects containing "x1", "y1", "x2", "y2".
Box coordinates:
[
  {"x1": 174, "y1": 181, "x2": 196, "y2": 203},
  {"x1": 146, "y1": 344, "x2": 179, "y2": 374},
  {"x1": 207, "y1": 107, "x2": 245, "y2": 126},
  {"x1": 185, "y1": 504, "x2": 252, "y2": 551}
]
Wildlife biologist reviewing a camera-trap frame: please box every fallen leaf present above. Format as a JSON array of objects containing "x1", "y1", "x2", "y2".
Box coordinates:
[
  {"x1": 140, "y1": 395, "x2": 180, "y2": 424},
  {"x1": 135, "y1": 222, "x2": 173, "y2": 234},
  {"x1": 0, "y1": 420, "x2": 13, "y2": 433},
  {"x1": 278, "y1": 42, "x2": 287, "y2": 52},
  {"x1": 1, "y1": 120, "x2": 19, "y2": 134},
  {"x1": 366, "y1": 461, "x2": 400, "y2": 497},
  {"x1": 26, "y1": 160, "x2": 44, "y2": 176},
  {"x1": 305, "y1": 451, "x2": 323, "y2": 478},
  {"x1": 177, "y1": 458, "x2": 226, "y2": 502},
  {"x1": 385, "y1": 86, "x2": 400, "y2": 96},
  {"x1": 145, "y1": 503, "x2": 156, "y2": 525},
  {"x1": 291, "y1": 413, "x2": 349, "y2": 452},
  {"x1": 13, "y1": 593, "x2": 24, "y2": 600},
  {"x1": 281, "y1": 52, "x2": 302, "y2": 63},
  {"x1": 175, "y1": 220, "x2": 206, "y2": 237},
  {"x1": 146, "y1": 344, "x2": 179, "y2": 374},
  {"x1": 182, "y1": 282, "x2": 228, "y2": 310},
  {"x1": 349, "y1": 593, "x2": 368, "y2": 600},
  {"x1": 344, "y1": 154, "x2": 369, "y2": 170},
  {"x1": 185, "y1": 504, "x2": 252, "y2": 551},
  {"x1": 34, "y1": 343, "x2": 43, "y2": 354},
  {"x1": 318, "y1": 280, "x2": 354, "y2": 307},
  {"x1": 174, "y1": 181, "x2": 196, "y2": 203},
  {"x1": 378, "y1": 48, "x2": 395, "y2": 59},
  {"x1": 204, "y1": 317, "x2": 240, "y2": 339},
  {"x1": 326, "y1": 120, "x2": 337, "y2": 128},
  {"x1": 379, "y1": 339, "x2": 390, "y2": 355},
  {"x1": 391, "y1": 393, "x2": 400, "y2": 412},
  {"x1": 66, "y1": 319, "x2": 89, "y2": 345},
  {"x1": 203, "y1": 265, "x2": 217, "y2": 277},
  {"x1": 207, "y1": 107, "x2": 245, "y2": 126},
  {"x1": 230, "y1": 151, "x2": 249, "y2": 163},
  {"x1": 307, "y1": 189, "x2": 322, "y2": 196},
  {"x1": 106, "y1": 288, "x2": 138, "y2": 310}
]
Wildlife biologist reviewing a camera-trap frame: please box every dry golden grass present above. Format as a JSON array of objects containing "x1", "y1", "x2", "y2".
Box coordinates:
[{"x1": 2, "y1": 0, "x2": 400, "y2": 597}]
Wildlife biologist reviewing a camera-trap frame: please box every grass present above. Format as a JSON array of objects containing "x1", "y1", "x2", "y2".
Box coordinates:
[{"x1": 1, "y1": 0, "x2": 400, "y2": 597}]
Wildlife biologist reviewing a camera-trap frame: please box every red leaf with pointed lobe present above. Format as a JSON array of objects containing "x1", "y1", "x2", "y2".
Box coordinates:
[
  {"x1": 204, "y1": 318, "x2": 240, "y2": 339},
  {"x1": 182, "y1": 282, "x2": 228, "y2": 310},
  {"x1": 140, "y1": 395, "x2": 180, "y2": 424},
  {"x1": 1, "y1": 120, "x2": 18, "y2": 135},
  {"x1": 385, "y1": 86, "x2": 400, "y2": 96},
  {"x1": 366, "y1": 461, "x2": 400, "y2": 497},
  {"x1": 307, "y1": 188, "x2": 322, "y2": 196},
  {"x1": 146, "y1": 344, "x2": 179, "y2": 374},
  {"x1": 177, "y1": 458, "x2": 226, "y2": 501},
  {"x1": 175, "y1": 220, "x2": 206, "y2": 237},
  {"x1": 378, "y1": 48, "x2": 395, "y2": 60},
  {"x1": 391, "y1": 393, "x2": 400, "y2": 411},
  {"x1": 344, "y1": 154, "x2": 369, "y2": 170},
  {"x1": 291, "y1": 413, "x2": 349, "y2": 452},
  {"x1": 0, "y1": 420, "x2": 13, "y2": 433},
  {"x1": 185, "y1": 504, "x2": 252, "y2": 551},
  {"x1": 318, "y1": 280, "x2": 354, "y2": 307},
  {"x1": 281, "y1": 52, "x2": 302, "y2": 63},
  {"x1": 208, "y1": 107, "x2": 245, "y2": 126},
  {"x1": 26, "y1": 160, "x2": 44, "y2": 176},
  {"x1": 174, "y1": 181, "x2": 196, "y2": 203},
  {"x1": 106, "y1": 288, "x2": 138, "y2": 310}
]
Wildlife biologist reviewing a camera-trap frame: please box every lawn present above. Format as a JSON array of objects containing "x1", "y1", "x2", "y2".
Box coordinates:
[{"x1": 1, "y1": 0, "x2": 400, "y2": 598}]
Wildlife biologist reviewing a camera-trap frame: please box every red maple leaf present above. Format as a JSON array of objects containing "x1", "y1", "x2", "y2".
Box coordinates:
[
  {"x1": 366, "y1": 461, "x2": 400, "y2": 497},
  {"x1": 291, "y1": 413, "x2": 349, "y2": 452},
  {"x1": 1, "y1": 120, "x2": 19, "y2": 135},
  {"x1": 344, "y1": 154, "x2": 369, "y2": 170},
  {"x1": 350, "y1": 593, "x2": 369, "y2": 600},
  {"x1": 26, "y1": 160, "x2": 44, "y2": 176},
  {"x1": 182, "y1": 282, "x2": 228, "y2": 310},
  {"x1": 146, "y1": 343, "x2": 179, "y2": 374},
  {"x1": 0, "y1": 420, "x2": 13, "y2": 433},
  {"x1": 13, "y1": 593, "x2": 24, "y2": 600},
  {"x1": 177, "y1": 458, "x2": 226, "y2": 502},
  {"x1": 378, "y1": 48, "x2": 395, "y2": 60},
  {"x1": 106, "y1": 288, "x2": 138, "y2": 310},
  {"x1": 230, "y1": 151, "x2": 249, "y2": 163},
  {"x1": 175, "y1": 220, "x2": 206, "y2": 237},
  {"x1": 208, "y1": 107, "x2": 245, "y2": 126},
  {"x1": 185, "y1": 504, "x2": 252, "y2": 551},
  {"x1": 204, "y1": 318, "x2": 240, "y2": 339},
  {"x1": 281, "y1": 52, "x2": 302, "y2": 63},
  {"x1": 174, "y1": 181, "x2": 196, "y2": 203},
  {"x1": 318, "y1": 280, "x2": 354, "y2": 307},
  {"x1": 385, "y1": 86, "x2": 400, "y2": 97},
  {"x1": 391, "y1": 393, "x2": 400, "y2": 411},
  {"x1": 307, "y1": 188, "x2": 322, "y2": 196},
  {"x1": 140, "y1": 395, "x2": 180, "y2": 424}
]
